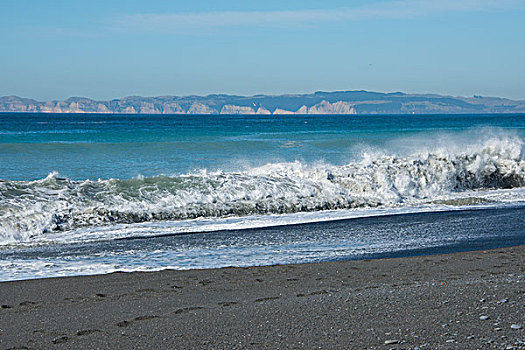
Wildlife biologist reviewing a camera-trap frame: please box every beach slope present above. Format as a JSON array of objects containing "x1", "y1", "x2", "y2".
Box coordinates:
[{"x1": 1, "y1": 246, "x2": 524, "y2": 349}]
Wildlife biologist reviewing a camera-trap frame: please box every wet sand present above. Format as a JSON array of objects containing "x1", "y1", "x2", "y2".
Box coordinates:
[{"x1": 1, "y1": 245, "x2": 524, "y2": 349}]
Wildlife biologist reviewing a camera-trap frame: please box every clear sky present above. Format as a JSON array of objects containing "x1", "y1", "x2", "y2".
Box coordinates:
[{"x1": 1, "y1": 0, "x2": 524, "y2": 101}]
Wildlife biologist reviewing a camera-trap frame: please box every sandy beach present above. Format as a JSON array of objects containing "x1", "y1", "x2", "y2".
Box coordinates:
[{"x1": 0, "y1": 245, "x2": 523, "y2": 349}]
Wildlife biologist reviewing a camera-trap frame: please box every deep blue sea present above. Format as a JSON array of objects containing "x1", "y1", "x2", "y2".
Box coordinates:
[{"x1": 1, "y1": 113, "x2": 525, "y2": 280}]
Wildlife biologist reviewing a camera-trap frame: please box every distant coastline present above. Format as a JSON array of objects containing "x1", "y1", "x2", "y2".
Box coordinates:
[{"x1": 1, "y1": 90, "x2": 525, "y2": 115}]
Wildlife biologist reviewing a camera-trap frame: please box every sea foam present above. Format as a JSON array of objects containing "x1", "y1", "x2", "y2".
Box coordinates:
[{"x1": 1, "y1": 135, "x2": 524, "y2": 244}]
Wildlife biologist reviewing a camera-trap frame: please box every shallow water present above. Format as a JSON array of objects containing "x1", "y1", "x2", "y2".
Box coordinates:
[{"x1": 1, "y1": 206, "x2": 524, "y2": 281}]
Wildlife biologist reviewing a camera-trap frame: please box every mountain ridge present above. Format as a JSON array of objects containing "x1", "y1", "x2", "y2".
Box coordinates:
[{"x1": 1, "y1": 90, "x2": 525, "y2": 114}]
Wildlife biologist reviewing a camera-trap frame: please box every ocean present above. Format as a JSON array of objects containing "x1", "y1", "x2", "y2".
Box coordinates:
[{"x1": 1, "y1": 113, "x2": 524, "y2": 281}]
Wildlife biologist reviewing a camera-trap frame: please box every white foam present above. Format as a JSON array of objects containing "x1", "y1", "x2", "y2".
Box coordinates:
[{"x1": 1, "y1": 134, "x2": 524, "y2": 245}]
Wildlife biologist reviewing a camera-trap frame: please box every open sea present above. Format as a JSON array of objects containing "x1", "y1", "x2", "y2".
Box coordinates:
[{"x1": 1, "y1": 113, "x2": 525, "y2": 281}]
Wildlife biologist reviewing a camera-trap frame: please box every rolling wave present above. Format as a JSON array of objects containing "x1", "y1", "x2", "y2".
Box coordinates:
[{"x1": 1, "y1": 135, "x2": 524, "y2": 244}]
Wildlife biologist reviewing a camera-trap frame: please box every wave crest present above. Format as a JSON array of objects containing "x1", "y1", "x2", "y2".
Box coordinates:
[{"x1": 1, "y1": 136, "x2": 524, "y2": 244}]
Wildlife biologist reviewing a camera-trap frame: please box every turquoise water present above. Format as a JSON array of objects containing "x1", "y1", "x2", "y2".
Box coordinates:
[
  {"x1": 2, "y1": 113, "x2": 524, "y2": 180},
  {"x1": 1, "y1": 113, "x2": 525, "y2": 280}
]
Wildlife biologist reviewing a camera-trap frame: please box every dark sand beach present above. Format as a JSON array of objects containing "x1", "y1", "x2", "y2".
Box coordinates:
[{"x1": 1, "y1": 245, "x2": 523, "y2": 349}]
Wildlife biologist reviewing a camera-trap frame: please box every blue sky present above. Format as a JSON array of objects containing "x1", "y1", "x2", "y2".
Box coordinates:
[{"x1": 1, "y1": 0, "x2": 524, "y2": 100}]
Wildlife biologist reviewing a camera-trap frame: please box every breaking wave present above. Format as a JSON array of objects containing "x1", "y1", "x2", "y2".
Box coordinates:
[{"x1": 1, "y1": 135, "x2": 524, "y2": 244}]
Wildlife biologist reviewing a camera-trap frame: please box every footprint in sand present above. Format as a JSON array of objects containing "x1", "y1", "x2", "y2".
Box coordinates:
[
  {"x1": 52, "y1": 336, "x2": 68, "y2": 344},
  {"x1": 116, "y1": 320, "x2": 132, "y2": 328},
  {"x1": 218, "y1": 301, "x2": 238, "y2": 307},
  {"x1": 296, "y1": 290, "x2": 329, "y2": 297},
  {"x1": 18, "y1": 301, "x2": 39, "y2": 308},
  {"x1": 116, "y1": 315, "x2": 159, "y2": 327},
  {"x1": 134, "y1": 315, "x2": 158, "y2": 321},
  {"x1": 198, "y1": 279, "x2": 214, "y2": 286},
  {"x1": 255, "y1": 296, "x2": 280, "y2": 302},
  {"x1": 76, "y1": 329, "x2": 101, "y2": 336},
  {"x1": 173, "y1": 306, "x2": 204, "y2": 314}
]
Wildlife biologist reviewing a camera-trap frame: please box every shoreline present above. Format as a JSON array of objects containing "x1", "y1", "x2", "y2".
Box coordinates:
[
  {"x1": 1, "y1": 245, "x2": 523, "y2": 349},
  {"x1": 3, "y1": 204, "x2": 524, "y2": 282}
]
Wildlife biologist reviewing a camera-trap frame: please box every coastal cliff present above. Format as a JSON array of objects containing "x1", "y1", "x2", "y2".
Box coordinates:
[{"x1": 1, "y1": 90, "x2": 524, "y2": 114}]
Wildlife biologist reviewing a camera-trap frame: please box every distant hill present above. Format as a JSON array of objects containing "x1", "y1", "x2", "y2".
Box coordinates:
[{"x1": 1, "y1": 91, "x2": 524, "y2": 114}]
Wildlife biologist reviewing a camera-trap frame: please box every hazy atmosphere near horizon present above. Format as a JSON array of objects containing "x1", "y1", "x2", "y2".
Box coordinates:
[{"x1": 1, "y1": 0, "x2": 525, "y2": 100}]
